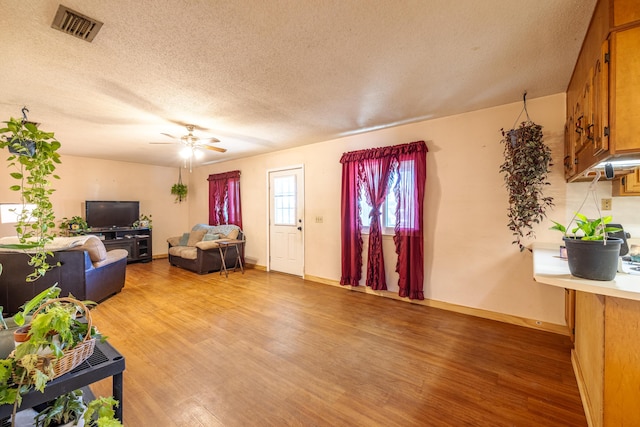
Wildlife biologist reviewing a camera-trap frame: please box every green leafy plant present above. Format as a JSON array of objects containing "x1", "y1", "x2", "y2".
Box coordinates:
[
  {"x1": 83, "y1": 396, "x2": 122, "y2": 427},
  {"x1": 34, "y1": 389, "x2": 86, "y2": 427},
  {"x1": 171, "y1": 182, "x2": 188, "y2": 203},
  {"x1": 59, "y1": 216, "x2": 89, "y2": 234},
  {"x1": 133, "y1": 213, "x2": 152, "y2": 229},
  {"x1": 33, "y1": 390, "x2": 123, "y2": 427},
  {"x1": 550, "y1": 213, "x2": 622, "y2": 240},
  {"x1": 0, "y1": 290, "x2": 101, "y2": 425},
  {"x1": 0, "y1": 116, "x2": 62, "y2": 281},
  {"x1": 499, "y1": 121, "x2": 554, "y2": 251}
]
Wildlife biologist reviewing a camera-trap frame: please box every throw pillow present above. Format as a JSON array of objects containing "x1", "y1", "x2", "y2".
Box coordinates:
[
  {"x1": 203, "y1": 233, "x2": 221, "y2": 241},
  {"x1": 186, "y1": 229, "x2": 207, "y2": 246},
  {"x1": 179, "y1": 232, "x2": 190, "y2": 246}
]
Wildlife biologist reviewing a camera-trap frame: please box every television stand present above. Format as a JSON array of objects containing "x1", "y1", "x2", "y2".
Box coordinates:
[{"x1": 87, "y1": 227, "x2": 153, "y2": 263}]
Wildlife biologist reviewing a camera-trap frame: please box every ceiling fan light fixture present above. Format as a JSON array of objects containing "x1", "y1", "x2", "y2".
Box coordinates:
[
  {"x1": 193, "y1": 149, "x2": 204, "y2": 159},
  {"x1": 179, "y1": 147, "x2": 192, "y2": 159}
]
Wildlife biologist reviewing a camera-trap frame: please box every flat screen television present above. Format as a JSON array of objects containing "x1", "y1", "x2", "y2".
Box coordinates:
[{"x1": 85, "y1": 201, "x2": 139, "y2": 229}]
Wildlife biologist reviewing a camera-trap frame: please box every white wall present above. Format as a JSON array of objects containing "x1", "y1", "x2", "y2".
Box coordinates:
[
  {"x1": 0, "y1": 156, "x2": 190, "y2": 257},
  {"x1": 190, "y1": 93, "x2": 576, "y2": 326}
]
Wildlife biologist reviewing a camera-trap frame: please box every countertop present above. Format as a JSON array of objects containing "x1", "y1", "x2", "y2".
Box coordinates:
[{"x1": 531, "y1": 242, "x2": 640, "y2": 301}]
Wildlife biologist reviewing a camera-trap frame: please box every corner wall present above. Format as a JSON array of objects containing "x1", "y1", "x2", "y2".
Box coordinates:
[{"x1": 0, "y1": 156, "x2": 190, "y2": 257}]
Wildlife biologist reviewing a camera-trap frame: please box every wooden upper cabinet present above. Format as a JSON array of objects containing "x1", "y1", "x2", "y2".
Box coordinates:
[
  {"x1": 613, "y1": 0, "x2": 640, "y2": 27},
  {"x1": 565, "y1": 0, "x2": 640, "y2": 181},
  {"x1": 610, "y1": 25, "x2": 640, "y2": 153}
]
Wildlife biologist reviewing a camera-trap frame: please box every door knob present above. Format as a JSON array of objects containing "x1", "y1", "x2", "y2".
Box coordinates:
[{"x1": 297, "y1": 226, "x2": 302, "y2": 231}]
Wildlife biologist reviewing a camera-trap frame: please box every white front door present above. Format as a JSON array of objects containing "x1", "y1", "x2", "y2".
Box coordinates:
[{"x1": 269, "y1": 167, "x2": 304, "y2": 276}]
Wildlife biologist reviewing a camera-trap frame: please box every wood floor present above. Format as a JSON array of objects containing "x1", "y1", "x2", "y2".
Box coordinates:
[{"x1": 88, "y1": 260, "x2": 587, "y2": 426}]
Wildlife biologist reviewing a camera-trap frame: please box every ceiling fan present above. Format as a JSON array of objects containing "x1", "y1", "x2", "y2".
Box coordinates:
[{"x1": 150, "y1": 124, "x2": 227, "y2": 171}]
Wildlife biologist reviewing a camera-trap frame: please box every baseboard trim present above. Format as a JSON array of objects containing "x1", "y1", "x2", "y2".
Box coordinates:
[
  {"x1": 246, "y1": 263, "x2": 267, "y2": 271},
  {"x1": 303, "y1": 274, "x2": 569, "y2": 336}
]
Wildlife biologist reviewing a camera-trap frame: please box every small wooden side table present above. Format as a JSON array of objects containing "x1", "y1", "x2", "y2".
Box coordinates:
[{"x1": 217, "y1": 240, "x2": 245, "y2": 277}]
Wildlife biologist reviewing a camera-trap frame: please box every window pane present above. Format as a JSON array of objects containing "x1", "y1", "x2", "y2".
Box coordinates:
[
  {"x1": 359, "y1": 186, "x2": 372, "y2": 227},
  {"x1": 273, "y1": 175, "x2": 296, "y2": 225},
  {"x1": 0, "y1": 204, "x2": 36, "y2": 224}
]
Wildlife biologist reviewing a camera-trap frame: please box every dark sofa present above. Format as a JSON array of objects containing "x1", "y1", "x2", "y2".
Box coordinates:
[
  {"x1": 0, "y1": 235, "x2": 128, "y2": 314},
  {"x1": 167, "y1": 224, "x2": 244, "y2": 275}
]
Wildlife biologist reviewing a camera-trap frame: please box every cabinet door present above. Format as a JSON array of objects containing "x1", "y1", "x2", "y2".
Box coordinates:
[
  {"x1": 611, "y1": 26, "x2": 640, "y2": 152},
  {"x1": 591, "y1": 41, "x2": 609, "y2": 155},
  {"x1": 613, "y1": 0, "x2": 640, "y2": 27}
]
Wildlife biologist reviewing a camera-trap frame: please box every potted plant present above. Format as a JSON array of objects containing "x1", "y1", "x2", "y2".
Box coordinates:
[
  {"x1": 499, "y1": 121, "x2": 554, "y2": 251},
  {"x1": 133, "y1": 214, "x2": 152, "y2": 229},
  {"x1": 82, "y1": 396, "x2": 122, "y2": 427},
  {"x1": 171, "y1": 182, "x2": 188, "y2": 203},
  {"x1": 551, "y1": 213, "x2": 623, "y2": 281},
  {"x1": 33, "y1": 390, "x2": 123, "y2": 427},
  {"x1": 59, "y1": 216, "x2": 90, "y2": 235},
  {"x1": 0, "y1": 290, "x2": 101, "y2": 426},
  {"x1": 34, "y1": 389, "x2": 87, "y2": 427},
  {"x1": 0, "y1": 113, "x2": 62, "y2": 281}
]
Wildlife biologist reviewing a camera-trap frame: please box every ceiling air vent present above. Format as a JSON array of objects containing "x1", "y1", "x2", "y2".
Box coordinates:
[{"x1": 51, "y1": 5, "x2": 103, "y2": 42}]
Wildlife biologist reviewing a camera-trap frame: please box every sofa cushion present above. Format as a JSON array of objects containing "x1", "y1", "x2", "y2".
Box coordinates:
[
  {"x1": 225, "y1": 228, "x2": 240, "y2": 239},
  {"x1": 203, "y1": 233, "x2": 221, "y2": 241},
  {"x1": 187, "y1": 229, "x2": 207, "y2": 246},
  {"x1": 69, "y1": 235, "x2": 107, "y2": 262},
  {"x1": 169, "y1": 246, "x2": 198, "y2": 260},
  {"x1": 179, "y1": 232, "x2": 190, "y2": 246},
  {"x1": 93, "y1": 248, "x2": 128, "y2": 268}
]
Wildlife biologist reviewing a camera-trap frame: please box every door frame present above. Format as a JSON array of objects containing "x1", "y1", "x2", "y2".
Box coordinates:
[{"x1": 266, "y1": 164, "x2": 305, "y2": 274}]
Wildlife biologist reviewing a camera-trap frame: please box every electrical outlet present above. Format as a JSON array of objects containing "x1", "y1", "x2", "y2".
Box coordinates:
[
  {"x1": 601, "y1": 198, "x2": 612, "y2": 210},
  {"x1": 315, "y1": 216, "x2": 323, "y2": 223}
]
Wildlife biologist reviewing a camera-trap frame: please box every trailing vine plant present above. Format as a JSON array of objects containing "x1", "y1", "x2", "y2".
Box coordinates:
[
  {"x1": 0, "y1": 114, "x2": 62, "y2": 280},
  {"x1": 499, "y1": 121, "x2": 554, "y2": 251}
]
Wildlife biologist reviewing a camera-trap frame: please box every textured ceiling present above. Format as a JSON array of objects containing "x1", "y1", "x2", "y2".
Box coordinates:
[{"x1": 0, "y1": 0, "x2": 597, "y2": 168}]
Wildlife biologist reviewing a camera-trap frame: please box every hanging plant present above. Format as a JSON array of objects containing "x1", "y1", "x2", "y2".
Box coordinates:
[
  {"x1": 0, "y1": 111, "x2": 62, "y2": 280},
  {"x1": 171, "y1": 183, "x2": 188, "y2": 203},
  {"x1": 171, "y1": 167, "x2": 187, "y2": 203},
  {"x1": 499, "y1": 121, "x2": 554, "y2": 251}
]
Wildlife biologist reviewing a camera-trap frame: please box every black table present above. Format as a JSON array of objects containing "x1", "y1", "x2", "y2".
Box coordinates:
[{"x1": 0, "y1": 339, "x2": 125, "y2": 421}]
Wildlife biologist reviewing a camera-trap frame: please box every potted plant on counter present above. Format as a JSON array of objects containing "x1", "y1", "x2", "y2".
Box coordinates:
[{"x1": 551, "y1": 213, "x2": 623, "y2": 281}]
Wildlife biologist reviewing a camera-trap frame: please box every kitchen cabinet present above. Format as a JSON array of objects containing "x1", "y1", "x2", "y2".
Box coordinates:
[
  {"x1": 565, "y1": 0, "x2": 640, "y2": 181},
  {"x1": 574, "y1": 292, "x2": 640, "y2": 427},
  {"x1": 612, "y1": 167, "x2": 640, "y2": 195},
  {"x1": 532, "y1": 243, "x2": 640, "y2": 426}
]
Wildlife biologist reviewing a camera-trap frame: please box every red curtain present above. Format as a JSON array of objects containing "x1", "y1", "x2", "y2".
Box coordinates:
[
  {"x1": 359, "y1": 155, "x2": 396, "y2": 290},
  {"x1": 207, "y1": 170, "x2": 242, "y2": 228},
  {"x1": 339, "y1": 160, "x2": 363, "y2": 286},
  {"x1": 339, "y1": 141, "x2": 427, "y2": 299},
  {"x1": 393, "y1": 142, "x2": 427, "y2": 300}
]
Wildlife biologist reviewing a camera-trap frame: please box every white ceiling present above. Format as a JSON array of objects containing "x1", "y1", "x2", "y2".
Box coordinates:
[{"x1": 0, "y1": 0, "x2": 597, "y2": 168}]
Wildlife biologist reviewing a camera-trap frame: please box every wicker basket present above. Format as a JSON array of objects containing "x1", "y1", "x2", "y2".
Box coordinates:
[{"x1": 13, "y1": 297, "x2": 96, "y2": 381}]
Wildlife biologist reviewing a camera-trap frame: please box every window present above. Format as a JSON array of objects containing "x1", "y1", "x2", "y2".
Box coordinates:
[
  {"x1": 273, "y1": 175, "x2": 297, "y2": 225},
  {"x1": 358, "y1": 160, "x2": 414, "y2": 234},
  {"x1": 0, "y1": 203, "x2": 36, "y2": 224}
]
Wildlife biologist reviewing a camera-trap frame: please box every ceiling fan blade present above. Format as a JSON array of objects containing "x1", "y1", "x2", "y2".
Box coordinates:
[
  {"x1": 160, "y1": 132, "x2": 178, "y2": 139},
  {"x1": 201, "y1": 137, "x2": 221, "y2": 143},
  {"x1": 149, "y1": 141, "x2": 178, "y2": 145},
  {"x1": 201, "y1": 145, "x2": 227, "y2": 153}
]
